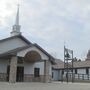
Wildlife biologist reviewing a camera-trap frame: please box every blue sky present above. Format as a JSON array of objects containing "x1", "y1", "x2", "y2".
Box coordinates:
[{"x1": 0, "y1": 0, "x2": 90, "y2": 60}]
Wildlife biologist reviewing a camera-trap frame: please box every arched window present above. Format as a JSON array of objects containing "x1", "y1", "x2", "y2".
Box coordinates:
[{"x1": 24, "y1": 51, "x2": 41, "y2": 62}]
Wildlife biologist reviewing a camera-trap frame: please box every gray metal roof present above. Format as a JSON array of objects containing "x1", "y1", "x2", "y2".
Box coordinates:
[
  {"x1": 0, "y1": 35, "x2": 32, "y2": 45},
  {"x1": 71, "y1": 61, "x2": 90, "y2": 68},
  {"x1": 52, "y1": 59, "x2": 90, "y2": 69},
  {"x1": 52, "y1": 59, "x2": 72, "y2": 69}
]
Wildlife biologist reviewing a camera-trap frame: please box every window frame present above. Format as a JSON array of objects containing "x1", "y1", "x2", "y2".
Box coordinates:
[
  {"x1": 75, "y1": 69, "x2": 77, "y2": 74},
  {"x1": 86, "y1": 68, "x2": 89, "y2": 75},
  {"x1": 34, "y1": 68, "x2": 40, "y2": 77}
]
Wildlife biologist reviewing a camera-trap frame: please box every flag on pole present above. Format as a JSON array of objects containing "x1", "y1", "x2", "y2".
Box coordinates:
[
  {"x1": 64, "y1": 46, "x2": 73, "y2": 58},
  {"x1": 64, "y1": 46, "x2": 73, "y2": 54}
]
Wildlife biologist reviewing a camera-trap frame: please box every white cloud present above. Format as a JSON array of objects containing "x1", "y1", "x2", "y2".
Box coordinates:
[{"x1": 1, "y1": 0, "x2": 90, "y2": 60}]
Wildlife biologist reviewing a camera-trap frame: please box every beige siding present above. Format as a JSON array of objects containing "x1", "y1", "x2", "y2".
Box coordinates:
[
  {"x1": 0, "y1": 59, "x2": 9, "y2": 73},
  {"x1": 24, "y1": 62, "x2": 44, "y2": 75},
  {"x1": 0, "y1": 37, "x2": 28, "y2": 54}
]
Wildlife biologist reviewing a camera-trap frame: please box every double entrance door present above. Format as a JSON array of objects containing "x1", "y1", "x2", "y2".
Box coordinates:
[{"x1": 7, "y1": 66, "x2": 24, "y2": 82}]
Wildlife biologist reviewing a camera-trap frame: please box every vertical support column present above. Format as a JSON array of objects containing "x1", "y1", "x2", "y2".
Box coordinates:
[
  {"x1": 9, "y1": 56, "x2": 17, "y2": 83},
  {"x1": 44, "y1": 60, "x2": 50, "y2": 83}
]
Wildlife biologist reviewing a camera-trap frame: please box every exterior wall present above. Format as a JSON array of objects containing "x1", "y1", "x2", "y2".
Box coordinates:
[
  {"x1": 52, "y1": 70, "x2": 59, "y2": 81},
  {"x1": 52, "y1": 69, "x2": 62, "y2": 81},
  {"x1": 24, "y1": 61, "x2": 45, "y2": 82},
  {"x1": 0, "y1": 37, "x2": 27, "y2": 54},
  {"x1": 17, "y1": 46, "x2": 49, "y2": 60},
  {"x1": 72, "y1": 68, "x2": 86, "y2": 74},
  {"x1": 77, "y1": 69, "x2": 86, "y2": 74},
  {"x1": 24, "y1": 61, "x2": 52, "y2": 82},
  {"x1": 0, "y1": 59, "x2": 9, "y2": 81},
  {"x1": 0, "y1": 60, "x2": 9, "y2": 73},
  {"x1": 24, "y1": 62, "x2": 44, "y2": 75}
]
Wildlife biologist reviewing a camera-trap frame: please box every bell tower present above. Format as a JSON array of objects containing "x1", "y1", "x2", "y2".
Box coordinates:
[{"x1": 11, "y1": 5, "x2": 21, "y2": 36}]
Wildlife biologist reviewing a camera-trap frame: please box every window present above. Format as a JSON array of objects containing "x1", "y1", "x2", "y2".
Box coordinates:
[
  {"x1": 62, "y1": 70, "x2": 64, "y2": 75},
  {"x1": 86, "y1": 68, "x2": 89, "y2": 74},
  {"x1": 75, "y1": 69, "x2": 77, "y2": 74},
  {"x1": 34, "y1": 68, "x2": 40, "y2": 77},
  {"x1": 17, "y1": 57, "x2": 24, "y2": 64},
  {"x1": 52, "y1": 72, "x2": 53, "y2": 78}
]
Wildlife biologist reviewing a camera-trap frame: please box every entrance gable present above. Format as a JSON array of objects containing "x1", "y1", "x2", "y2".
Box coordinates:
[{"x1": 17, "y1": 46, "x2": 49, "y2": 60}]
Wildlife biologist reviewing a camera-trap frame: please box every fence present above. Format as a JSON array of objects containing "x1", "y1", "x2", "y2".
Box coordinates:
[
  {"x1": 61, "y1": 73, "x2": 90, "y2": 82},
  {"x1": 68, "y1": 73, "x2": 90, "y2": 80}
]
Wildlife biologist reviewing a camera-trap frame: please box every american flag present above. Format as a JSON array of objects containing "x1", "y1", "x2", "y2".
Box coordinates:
[{"x1": 64, "y1": 46, "x2": 73, "y2": 54}]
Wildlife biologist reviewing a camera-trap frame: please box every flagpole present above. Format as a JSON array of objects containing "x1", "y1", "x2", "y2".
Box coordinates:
[
  {"x1": 66, "y1": 51, "x2": 69, "y2": 83},
  {"x1": 72, "y1": 50, "x2": 74, "y2": 82},
  {"x1": 64, "y1": 45, "x2": 65, "y2": 69},
  {"x1": 63, "y1": 45, "x2": 65, "y2": 82}
]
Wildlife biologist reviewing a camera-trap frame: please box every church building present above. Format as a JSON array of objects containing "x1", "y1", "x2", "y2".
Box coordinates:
[
  {"x1": 0, "y1": 6, "x2": 55, "y2": 83},
  {"x1": 52, "y1": 50, "x2": 90, "y2": 82}
]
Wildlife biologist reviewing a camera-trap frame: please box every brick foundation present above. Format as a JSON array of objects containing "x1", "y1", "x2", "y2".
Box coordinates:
[
  {"x1": 0, "y1": 73, "x2": 52, "y2": 82},
  {"x1": 24, "y1": 74, "x2": 51, "y2": 82}
]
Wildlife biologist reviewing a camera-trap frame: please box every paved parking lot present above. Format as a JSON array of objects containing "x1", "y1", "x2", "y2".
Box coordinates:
[{"x1": 0, "y1": 82, "x2": 90, "y2": 90}]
